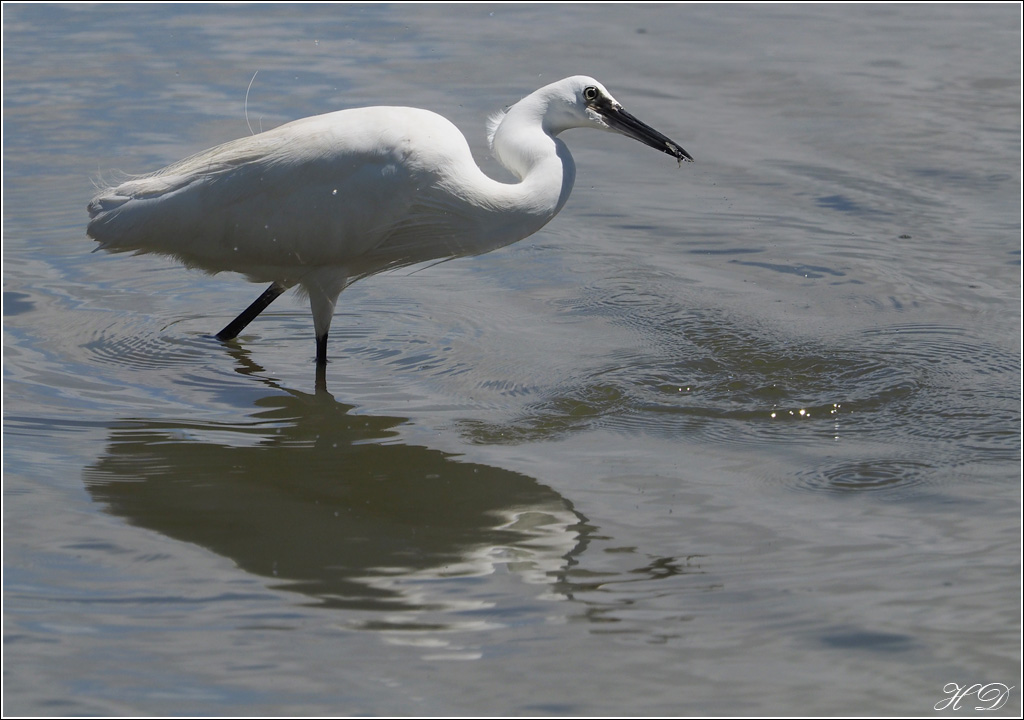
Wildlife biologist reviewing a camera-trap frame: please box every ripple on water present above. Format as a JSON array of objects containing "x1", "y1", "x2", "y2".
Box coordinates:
[
  {"x1": 791, "y1": 458, "x2": 934, "y2": 495},
  {"x1": 459, "y1": 282, "x2": 1019, "y2": 496},
  {"x1": 863, "y1": 324, "x2": 1021, "y2": 460},
  {"x1": 81, "y1": 315, "x2": 219, "y2": 370},
  {"x1": 461, "y1": 304, "x2": 918, "y2": 446}
]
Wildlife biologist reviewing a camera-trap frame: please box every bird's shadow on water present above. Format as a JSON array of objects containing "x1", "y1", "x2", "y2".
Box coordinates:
[{"x1": 82, "y1": 351, "x2": 593, "y2": 616}]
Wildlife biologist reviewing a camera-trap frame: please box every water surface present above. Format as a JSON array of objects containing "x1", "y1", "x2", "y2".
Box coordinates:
[{"x1": 4, "y1": 4, "x2": 1020, "y2": 715}]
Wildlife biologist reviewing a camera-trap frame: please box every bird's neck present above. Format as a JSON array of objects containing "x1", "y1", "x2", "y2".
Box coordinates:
[{"x1": 488, "y1": 106, "x2": 577, "y2": 225}]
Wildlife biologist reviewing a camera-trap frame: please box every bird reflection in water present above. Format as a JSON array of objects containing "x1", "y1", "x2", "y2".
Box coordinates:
[{"x1": 83, "y1": 363, "x2": 591, "y2": 621}]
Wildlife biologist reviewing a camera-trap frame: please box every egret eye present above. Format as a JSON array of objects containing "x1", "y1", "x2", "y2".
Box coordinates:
[{"x1": 583, "y1": 86, "x2": 599, "y2": 102}]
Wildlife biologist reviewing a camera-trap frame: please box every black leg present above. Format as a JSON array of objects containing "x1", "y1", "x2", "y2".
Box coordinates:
[
  {"x1": 315, "y1": 333, "x2": 328, "y2": 365},
  {"x1": 215, "y1": 282, "x2": 286, "y2": 341}
]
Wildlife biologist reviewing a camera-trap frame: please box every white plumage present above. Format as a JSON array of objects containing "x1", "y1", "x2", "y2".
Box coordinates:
[{"x1": 88, "y1": 75, "x2": 691, "y2": 368}]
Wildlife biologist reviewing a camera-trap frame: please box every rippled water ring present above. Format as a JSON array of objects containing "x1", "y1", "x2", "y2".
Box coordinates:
[{"x1": 792, "y1": 459, "x2": 934, "y2": 494}]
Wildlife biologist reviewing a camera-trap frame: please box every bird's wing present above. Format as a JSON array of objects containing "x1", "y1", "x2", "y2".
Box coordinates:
[{"x1": 86, "y1": 111, "x2": 429, "y2": 280}]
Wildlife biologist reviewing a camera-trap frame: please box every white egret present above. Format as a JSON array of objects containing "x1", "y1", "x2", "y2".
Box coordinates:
[{"x1": 87, "y1": 75, "x2": 692, "y2": 368}]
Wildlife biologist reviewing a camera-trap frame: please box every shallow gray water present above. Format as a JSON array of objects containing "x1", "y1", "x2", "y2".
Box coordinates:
[{"x1": 3, "y1": 4, "x2": 1020, "y2": 716}]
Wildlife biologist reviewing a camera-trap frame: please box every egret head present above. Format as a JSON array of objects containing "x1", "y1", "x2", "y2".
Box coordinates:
[{"x1": 547, "y1": 76, "x2": 694, "y2": 164}]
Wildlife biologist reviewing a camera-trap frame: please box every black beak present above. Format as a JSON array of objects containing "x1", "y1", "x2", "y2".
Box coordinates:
[{"x1": 599, "y1": 103, "x2": 693, "y2": 163}]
